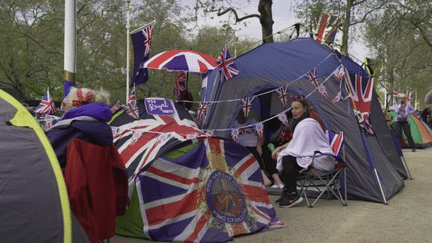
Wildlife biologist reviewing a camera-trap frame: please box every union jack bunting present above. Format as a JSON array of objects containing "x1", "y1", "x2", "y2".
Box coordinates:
[
  {"x1": 172, "y1": 72, "x2": 187, "y2": 96},
  {"x1": 255, "y1": 122, "x2": 264, "y2": 140},
  {"x1": 127, "y1": 85, "x2": 140, "y2": 119},
  {"x1": 231, "y1": 128, "x2": 240, "y2": 142},
  {"x1": 334, "y1": 66, "x2": 346, "y2": 82},
  {"x1": 305, "y1": 68, "x2": 329, "y2": 99},
  {"x1": 135, "y1": 138, "x2": 284, "y2": 242},
  {"x1": 277, "y1": 112, "x2": 289, "y2": 128},
  {"x1": 346, "y1": 74, "x2": 374, "y2": 134},
  {"x1": 111, "y1": 100, "x2": 122, "y2": 114},
  {"x1": 35, "y1": 90, "x2": 56, "y2": 115},
  {"x1": 142, "y1": 25, "x2": 153, "y2": 56},
  {"x1": 197, "y1": 102, "x2": 208, "y2": 122},
  {"x1": 216, "y1": 47, "x2": 239, "y2": 83},
  {"x1": 276, "y1": 86, "x2": 289, "y2": 108},
  {"x1": 241, "y1": 97, "x2": 254, "y2": 118},
  {"x1": 205, "y1": 130, "x2": 215, "y2": 137},
  {"x1": 313, "y1": 13, "x2": 343, "y2": 44}
]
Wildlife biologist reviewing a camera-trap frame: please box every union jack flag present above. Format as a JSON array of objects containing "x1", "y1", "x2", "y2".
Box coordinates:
[
  {"x1": 173, "y1": 72, "x2": 187, "y2": 96},
  {"x1": 276, "y1": 86, "x2": 289, "y2": 108},
  {"x1": 110, "y1": 102, "x2": 205, "y2": 195},
  {"x1": 197, "y1": 102, "x2": 208, "y2": 122},
  {"x1": 217, "y1": 47, "x2": 239, "y2": 83},
  {"x1": 142, "y1": 25, "x2": 153, "y2": 56},
  {"x1": 127, "y1": 85, "x2": 140, "y2": 119},
  {"x1": 346, "y1": 74, "x2": 374, "y2": 134},
  {"x1": 328, "y1": 131, "x2": 344, "y2": 157},
  {"x1": 135, "y1": 138, "x2": 284, "y2": 242},
  {"x1": 35, "y1": 90, "x2": 56, "y2": 115},
  {"x1": 241, "y1": 97, "x2": 254, "y2": 118},
  {"x1": 111, "y1": 100, "x2": 122, "y2": 114}
]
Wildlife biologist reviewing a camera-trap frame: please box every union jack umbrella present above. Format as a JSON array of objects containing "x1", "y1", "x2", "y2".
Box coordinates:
[
  {"x1": 217, "y1": 47, "x2": 239, "y2": 83},
  {"x1": 143, "y1": 50, "x2": 217, "y2": 74},
  {"x1": 127, "y1": 85, "x2": 140, "y2": 119},
  {"x1": 172, "y1": 72, "x2": 187, "y2": 96},
  {"x1": 35, "y1": 90, "x2": 56, "y2": 115},
  {"x1": 346, "y1": 74, "x2": 374, "y2": 134}
]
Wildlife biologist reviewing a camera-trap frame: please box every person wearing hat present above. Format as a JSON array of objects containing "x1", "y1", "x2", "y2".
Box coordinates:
[{"x1": 394, "y1": 97, "x2": 416, "y2": 152}]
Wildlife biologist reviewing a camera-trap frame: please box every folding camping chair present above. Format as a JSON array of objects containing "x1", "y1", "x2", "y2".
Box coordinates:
[{"x1": 297, "y1": 131, "x2": 347, "y2": 207}]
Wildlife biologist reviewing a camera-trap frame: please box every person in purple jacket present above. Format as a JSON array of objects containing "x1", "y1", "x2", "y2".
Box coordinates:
[{"x1": 46, "y1": 87, "x2": 113, "y2": 167}]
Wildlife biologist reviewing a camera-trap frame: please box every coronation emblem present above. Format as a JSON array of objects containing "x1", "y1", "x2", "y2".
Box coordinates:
[{"x1": 206, "y1": 171, "x2": 248, "y2": 223}]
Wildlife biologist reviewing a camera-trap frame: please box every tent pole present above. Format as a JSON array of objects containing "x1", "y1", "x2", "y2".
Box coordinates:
[
  {"x1": 373, "y1": 168, "x2": 388, "y2": 204},
  {"x1": 401, "y1": 156, "x2": 413, "y2": 180}
]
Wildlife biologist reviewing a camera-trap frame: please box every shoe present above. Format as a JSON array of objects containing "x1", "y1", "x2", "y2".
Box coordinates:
[
  {"x1": 275, "y1": 190, "x2": 288, "y2": 203},
  {"x1": 271, "y1": 183, "x2": 284, "y2": 189},
  {"x1": 279, "y1": 195, "x2": 303, "y2": 208}
]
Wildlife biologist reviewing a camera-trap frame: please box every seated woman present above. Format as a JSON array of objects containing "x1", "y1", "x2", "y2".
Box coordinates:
[
  {"x1": 233, "y1": 109, "x2": 274, "y2": 186},
  {"x1": 271, "y1": 98, "x2": 335, "y2": 208}
]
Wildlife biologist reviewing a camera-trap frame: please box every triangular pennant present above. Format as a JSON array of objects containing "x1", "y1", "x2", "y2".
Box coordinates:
[
  {"x1": 255, "y1": 122, "x2": 264, "y2": 140},
  {"x1": 231, "y1": 128, "x2": 240, "y2": 142},
  {"x1": 241, "y1": 97, "x2": 254, "y2": 118},
  {"x1": 276, "y1": 87, "x2": 289, "y2": 108}
]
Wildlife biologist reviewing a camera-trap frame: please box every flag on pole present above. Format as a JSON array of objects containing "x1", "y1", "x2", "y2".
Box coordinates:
[
  {"x1": 35, "y1": 90, "x2": 56, "y2": 115},
  {"x1": 216, "y1": 47, "x2": 239, "y2": 83},
  {"x1": 127, "y1": 85, "x2": 140, "y2": 119},
  {"x1": 131, "y1": 25, "x2": 153, "y2": 87}
]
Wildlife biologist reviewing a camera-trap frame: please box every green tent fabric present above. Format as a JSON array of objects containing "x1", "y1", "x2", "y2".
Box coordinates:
[
  {"x1": 0, "y1": 89, "x2": 72, "y2": 242},
  {"x1": 390, "y1": 111, "x2": 432, "y2": 148}
]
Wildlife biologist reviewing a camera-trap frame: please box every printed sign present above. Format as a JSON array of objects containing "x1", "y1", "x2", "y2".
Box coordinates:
[{"x1": 144, "y1": 98, "x2": 174, "y2": 116}]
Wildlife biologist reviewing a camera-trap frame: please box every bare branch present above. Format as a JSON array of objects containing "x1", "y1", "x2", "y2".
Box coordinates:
[{"x1": 217, "y1": 7, "x2": 261, "y2": 22}]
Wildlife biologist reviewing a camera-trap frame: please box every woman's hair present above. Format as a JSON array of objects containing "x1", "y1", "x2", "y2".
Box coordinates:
[
  {"x1": 292, "y1": 98, "x2": 309, "y2": 112},
  {"x1": 61, "y1": 87, "x2": 110, "y2": 111}
]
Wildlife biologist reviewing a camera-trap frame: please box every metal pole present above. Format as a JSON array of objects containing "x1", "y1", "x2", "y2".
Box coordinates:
[
  {"x1": 64, "y1": 0, "x2": 76, "y2": 98},
  {"x1": 126, "y1": 0, "x2": 131, "y2": 102}
]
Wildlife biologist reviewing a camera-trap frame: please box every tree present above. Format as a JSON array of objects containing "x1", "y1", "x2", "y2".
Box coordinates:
[
  {"x1": 364, "y1": 1, "x2": 432, "y2": 108},
  {"x1": 294, "y1": 0, "x2": 390, "y2": 56},
  {"x1": 188, "y1": 0, "x2": 275, "y2": 43}
]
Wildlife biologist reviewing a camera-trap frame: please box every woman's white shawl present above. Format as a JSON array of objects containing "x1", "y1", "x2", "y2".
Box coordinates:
[{"x1": 277, "y1": 118, "x2": 335, "y2": 172}]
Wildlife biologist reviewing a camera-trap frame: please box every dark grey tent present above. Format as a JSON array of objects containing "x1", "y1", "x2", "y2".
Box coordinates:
[
  {"x1": 0, "y1": 89, "x2": 89, "y2": 242},
  {"x1": 201, "y1": 38, "x2": 407, "y2": 203}
]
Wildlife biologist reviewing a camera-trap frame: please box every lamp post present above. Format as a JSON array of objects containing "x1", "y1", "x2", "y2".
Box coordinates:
[{"x1": 64, "y1": 0, "x2": 76, "y2": 98}]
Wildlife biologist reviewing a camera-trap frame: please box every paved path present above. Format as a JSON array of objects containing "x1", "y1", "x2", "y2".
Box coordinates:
[{"x1": 112, "y1": 148, "x2": 432, "y2": 243}]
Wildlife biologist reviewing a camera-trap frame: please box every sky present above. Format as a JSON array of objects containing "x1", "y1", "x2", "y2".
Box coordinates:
[{"x1": 179, "y1": 0, "x2": 369, "y2": 62}]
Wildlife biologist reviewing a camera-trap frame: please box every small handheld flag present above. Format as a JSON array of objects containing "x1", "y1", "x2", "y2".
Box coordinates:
[
  {"x1": 127, "y1": 85, "x2": 140, "y2": 119},
  {"x1": 35, "y1": 90, "x2": 56, "y2": 115}
]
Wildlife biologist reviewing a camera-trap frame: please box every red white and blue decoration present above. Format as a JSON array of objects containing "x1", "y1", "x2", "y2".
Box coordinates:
[
  {"x1": 131, "y1": 24, "x2": 152, "y2": 86},
  {"x1": 241, "y1": 97, "x2": 254, "y2": 118},
  {"x1": 173, "y1": 71, "x2": 187, "y2": 96},
  {"x1": 111, "y1": 100, "x2": 122, "y2": 114},
  {"x1": 135, "y1": 138, "x2": 284, "y2": 242},
  {"x1": 255, "y1": 122, "x2": 264, "y2": 140},
  {"x1": 197, "y1": 102, "x2": 208, "y2": 122},
  {"x1": 276, "y1": 86, "x2": 289, "y2": 108},
  {"x1": 305, "y1": 68, "x2": 329, "y2": 99},
  {"x1": 35, "y1": 90, "x2": 56, "y2": 115},
  {"x1": 346, "y1": 74, "x2": 374, "y2": 134},
  {"x1": 216, "y1": 47, "x2": 239, "y2": 83},
  {"x1": 144, "y1": 50, "x2": 217, "y2": 74},
  {"x1": 127, "y1": 85, "x2": 140, "y2": 119}
]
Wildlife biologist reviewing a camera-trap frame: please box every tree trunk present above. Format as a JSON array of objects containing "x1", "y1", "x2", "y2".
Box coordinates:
[
  {"x1": 341, "y1": 0, "x2": 353, "y2": 56},
  {"x1": 258, "y1": 0, "x2": 274, "y2": 43}
]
